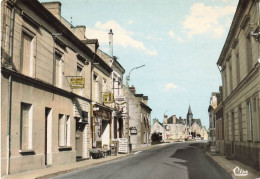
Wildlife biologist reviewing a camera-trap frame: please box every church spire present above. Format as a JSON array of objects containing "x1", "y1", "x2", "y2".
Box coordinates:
[{"x1": 188, "y1": 105, "x2": 192, "y2": 115}]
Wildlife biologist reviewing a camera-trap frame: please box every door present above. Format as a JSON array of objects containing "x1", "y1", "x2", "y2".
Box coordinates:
[{"x1": 75, "y1": 122, "x2": 84, "y2": 159}]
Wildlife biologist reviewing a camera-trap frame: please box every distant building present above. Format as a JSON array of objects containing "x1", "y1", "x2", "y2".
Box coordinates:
[
  {"x1": 150, "y1": 121, "x2": 166, "y2": 142},
  {"x1": 163, "y1": 105, "x2": 208, "y2": 141}
]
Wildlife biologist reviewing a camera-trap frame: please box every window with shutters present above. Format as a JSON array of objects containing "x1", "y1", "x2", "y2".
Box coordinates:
[
  {"x1": 21, "y1": 31, "x2": 34, "y2": 76},
  {"x1": 20, "y1": 103, "x2": 33, "y2": 150},
  {"x1": 58, "y1": 114, "x2": 70, "y2": 147}
]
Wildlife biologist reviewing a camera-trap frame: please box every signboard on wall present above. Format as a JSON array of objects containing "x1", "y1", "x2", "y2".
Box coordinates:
[
  {"x1": 118, "y1": 138, "x2": 128, "y2": 153},
  {"x1": 70, "y1": 78, "x2": 85, "y2": 89},
  {"x1": 103, "y1": 92, "x2": 114, "y2": 103}
]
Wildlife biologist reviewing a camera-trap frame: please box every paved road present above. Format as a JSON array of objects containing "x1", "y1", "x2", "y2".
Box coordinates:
[{"x1": 53, "y1": 141, "x2": 232, "y2": 179}]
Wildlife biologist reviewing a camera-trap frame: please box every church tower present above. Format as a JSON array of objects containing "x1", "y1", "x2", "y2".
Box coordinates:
[{"x1": 187, "y1": 105, "x2": 193, "y2": 127}]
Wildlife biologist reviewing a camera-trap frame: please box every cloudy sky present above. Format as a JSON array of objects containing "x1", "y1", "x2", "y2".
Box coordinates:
[{"x1": 41, "y1": 0, "x2": 239, "y2": 128}]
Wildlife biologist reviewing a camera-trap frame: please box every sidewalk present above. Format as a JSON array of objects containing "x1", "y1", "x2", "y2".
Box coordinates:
[
  {"x1": 206, "y1": 152, "x2": 260, "y2": 179},
  {"x1": 2, "y1": 143, "x2": 172, "y2": 179},
  {"x1": 2, "y1": 153, "x2": 131, "y2": 179}
]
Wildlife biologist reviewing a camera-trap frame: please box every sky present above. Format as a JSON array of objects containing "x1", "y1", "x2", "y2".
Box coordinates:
[{"x1": 40, "y1": 0, "x2": 239, "y2": 128}]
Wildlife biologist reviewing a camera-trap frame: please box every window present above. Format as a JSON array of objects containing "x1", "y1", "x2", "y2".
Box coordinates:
[
  {"x1": 229, "y1": 63, "x2": 233, "y2": 92},
  {"x1": 236, "y1": 53, "x2": 240, "y2": 85},
  {"x1": 231, "y1": 111, "x2": 235, "y2": 141},
  {"x1": 58, "y1": 114, "x2": 70, "y2": 147},
  {"x1": 224, "y1": 70, "x2": 228, "y2": 98},
  {"x1": 76, "y1": 64, "x2": 83, "y2": 95},
  {"x1": 246, "y1": 34, "x2": 252, "y2": 72},
  {"x1": 94, "y1": 73, "x2": 99, "y2": 102},
  {"x1": 21, "y1": 32, "x2": 34, "y2": 76},
  {"x1": 20, "y1": 103, "x2": 33, "y2": 150},
  {"x1": 247, "y1": 101, "x2": 253, "y2": 140},
  {"x1": 103, "y1": 78, "x2": 107, "y2": 93},
  {"x1": 238, "y1": 106, "x2": 243, "y2": 141},
  {"x1": 54, "y1": 52, "x2": 63, "y2": 88}
]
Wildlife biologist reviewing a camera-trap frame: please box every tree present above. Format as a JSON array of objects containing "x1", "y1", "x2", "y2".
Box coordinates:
[{"x1": 151, "y1": 132, "x2": 162, "y2": 144}]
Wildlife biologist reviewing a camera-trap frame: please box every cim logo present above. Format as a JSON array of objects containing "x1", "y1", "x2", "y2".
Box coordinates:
[{"x1": 233, "y1": 166, "x2": 248, "y2": 177}]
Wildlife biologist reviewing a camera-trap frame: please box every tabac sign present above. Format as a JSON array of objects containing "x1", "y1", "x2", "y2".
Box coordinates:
[
  {"x1": 70, "y1": 77, "x2": 85, "y2": 89},
  {"x1": 103, "y1": 92, "x2": 114, "y2": 103}
]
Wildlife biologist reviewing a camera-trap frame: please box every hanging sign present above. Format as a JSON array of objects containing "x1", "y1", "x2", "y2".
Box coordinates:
[
  {"x1": 104, "y1": 92, "x2": 114, "y2": 103},
  {"x1": 70, "y1": 77, "x2": 85, "y2": 89}
]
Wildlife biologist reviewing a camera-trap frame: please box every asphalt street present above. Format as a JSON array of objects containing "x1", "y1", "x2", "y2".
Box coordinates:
[{"x1": 53, "y1": 141, "x2": 232, "y2": 179}]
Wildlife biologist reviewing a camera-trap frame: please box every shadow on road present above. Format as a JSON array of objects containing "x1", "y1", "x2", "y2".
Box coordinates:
[{"x1": 169, "y1": 142, "x2": 232, "y2": 179}]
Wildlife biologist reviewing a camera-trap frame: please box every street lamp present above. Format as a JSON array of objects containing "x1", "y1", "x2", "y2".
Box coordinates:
[{"x1": 126, "y1": 65, "x2": 145, "y2": 88}]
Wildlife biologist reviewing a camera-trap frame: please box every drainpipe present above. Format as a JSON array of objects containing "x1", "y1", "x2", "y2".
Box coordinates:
[
  {"x1": 6, "y1": 5, "x2": 15, "y2": 175},
  {"x1": 91, "y1": 54, "x2": 95, "y2": 148}
]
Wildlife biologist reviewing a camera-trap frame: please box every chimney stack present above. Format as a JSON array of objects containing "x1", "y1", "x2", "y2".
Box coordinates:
[
  {"x1": 42, "y1": 2, "x2": 61, "y2": 21},
  {"x1": 164, "y1": 115, "x2": 168, "y2": 124},
  {"x1": 129, "y1": 85, "x2": 136, "y2": 94},
  {"x1": 108, "y1": 29, "x2": 113, "y2": 57}
]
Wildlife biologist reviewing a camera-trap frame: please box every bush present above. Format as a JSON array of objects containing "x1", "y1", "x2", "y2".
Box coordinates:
[{"x1": 151, "y1": 132, "x2": 162, "y2": 144}]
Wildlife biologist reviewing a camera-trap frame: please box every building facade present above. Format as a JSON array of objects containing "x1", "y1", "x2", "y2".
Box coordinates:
[
  {"x1": 127, "y1": 86, "x2": 152, "y2": 149},
  {"x1": 1, "y1": 0, "x2": 97, "y2": 175},
  {"x1": 217, "y1": 0, "x2": 260, "y2": 170}
]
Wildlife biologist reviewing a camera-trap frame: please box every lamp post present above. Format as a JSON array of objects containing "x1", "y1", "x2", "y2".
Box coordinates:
[{"x1": 126, "y1": 65, "x2": 145, "y2": 88}]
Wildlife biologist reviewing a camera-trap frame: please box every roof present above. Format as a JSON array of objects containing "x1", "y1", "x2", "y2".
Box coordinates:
[
  {"x1": 24, "y1": 0, "x2": 113, "y2": 74},
  {"x1": 217, "y1": 0, "x2": 249, "y2": 65},
  {"x1": 135, "y1": 94, "x2": 144, "y2": 97},
  {"x1": 140, "y1": 102, "x2": 152, "y2": 112},
  {"x1": 193, "y1": 119, "x2": 202, "y2": 126},
  {"x1": 187, "y1": 105, "x2": 192, "y2": 115}
]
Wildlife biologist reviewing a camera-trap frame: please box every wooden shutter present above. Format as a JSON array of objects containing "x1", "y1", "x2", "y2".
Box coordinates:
[{"x1": 21, "y1": 33, "x2": 32, "y2": 76}]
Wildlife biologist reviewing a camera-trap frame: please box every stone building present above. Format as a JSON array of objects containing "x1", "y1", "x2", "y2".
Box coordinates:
[
  {"x1": 151, "y1": 121, "x2": 166, "y2": 142},
  {"x1": 217, "y1": 0, "x2": 260, "y2": 170},
  {"x1": 126, "y1": 86, "x2": 152, "y2": 149},
  {"x1": 1, "y1": 0, "x2": 101, "y2": 175},
  {"x1": 163, "y1": 106, "x2": 208, "y2": 141},
  {"x1": 208, "y1": 92, "x2": 219, "y2": 145},
  {"x1": 163, "y1": 115, "x2": 187, "y2": 141}
]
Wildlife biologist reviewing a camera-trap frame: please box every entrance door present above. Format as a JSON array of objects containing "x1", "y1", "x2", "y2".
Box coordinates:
[
  {"x1": 45, "y1": 108, "x2": 52, "y2": 166},
  {"x1": 75, "y1": 122, "x2": 84, "y2": 160}
]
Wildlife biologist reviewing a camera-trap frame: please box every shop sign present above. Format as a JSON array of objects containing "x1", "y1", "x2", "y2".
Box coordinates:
[
  {"x1": 70, "y1": 77, "x2": 85, "y2": 89},
  {"x1": 118, "y1": 138, "x2": 128, "y2": 153},
  {"x1": 115, "y1": 96, "x2": 125, "y2": 102},
  {"x1": 103, "y1": 92, "x2": 114, "y2": 103}
]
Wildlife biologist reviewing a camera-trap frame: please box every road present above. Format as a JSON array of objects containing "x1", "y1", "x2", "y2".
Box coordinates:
[{"x1": 53, "y1": 141, "x2": 232, "y2": 179}]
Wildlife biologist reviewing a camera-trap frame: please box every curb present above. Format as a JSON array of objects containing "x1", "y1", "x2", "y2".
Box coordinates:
[
  {"x1": 205, "y1": 152, "x2": 235, "y2": 178},
  {"x1": 37, "y1": 153, "x2": 134, "y2": 179}
]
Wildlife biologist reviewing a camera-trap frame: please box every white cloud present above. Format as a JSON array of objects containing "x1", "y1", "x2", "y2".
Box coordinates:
[
  {"x1": 164, "y1": 83, "x2": 178, "y2": 91},
  {"x1": 169, "y1": 30, "x2": 184, "y2": 43},
  {"x1": 182, "y1": 3, "x2": 236, "y2": 38},
  {"x1": 85, "y1": 20, "x2": 157, "y2": 55},
  {"x1": 128, "y1": 20, "x2": 134, "y2": 25}
]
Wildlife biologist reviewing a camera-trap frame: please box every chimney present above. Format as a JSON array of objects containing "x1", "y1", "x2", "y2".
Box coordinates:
[
  {"x1": 164, "y1": 115, "x2": 168, "y2": 124},
  {"x1": 42, "y1": 2, "x2": 61, "y2": 21},
  {"x1": 108, "y1": 29, "x2": 113, "y2": 57},
  {"x1": 129, "y1": 85, "x2": 136, "y2": 94},
  {"x1": 74, "y1": 26, "x2": 86, "y2": 40},
  {"x1": 173, "y1": 115, "x2": 177, "y2": 124}
]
